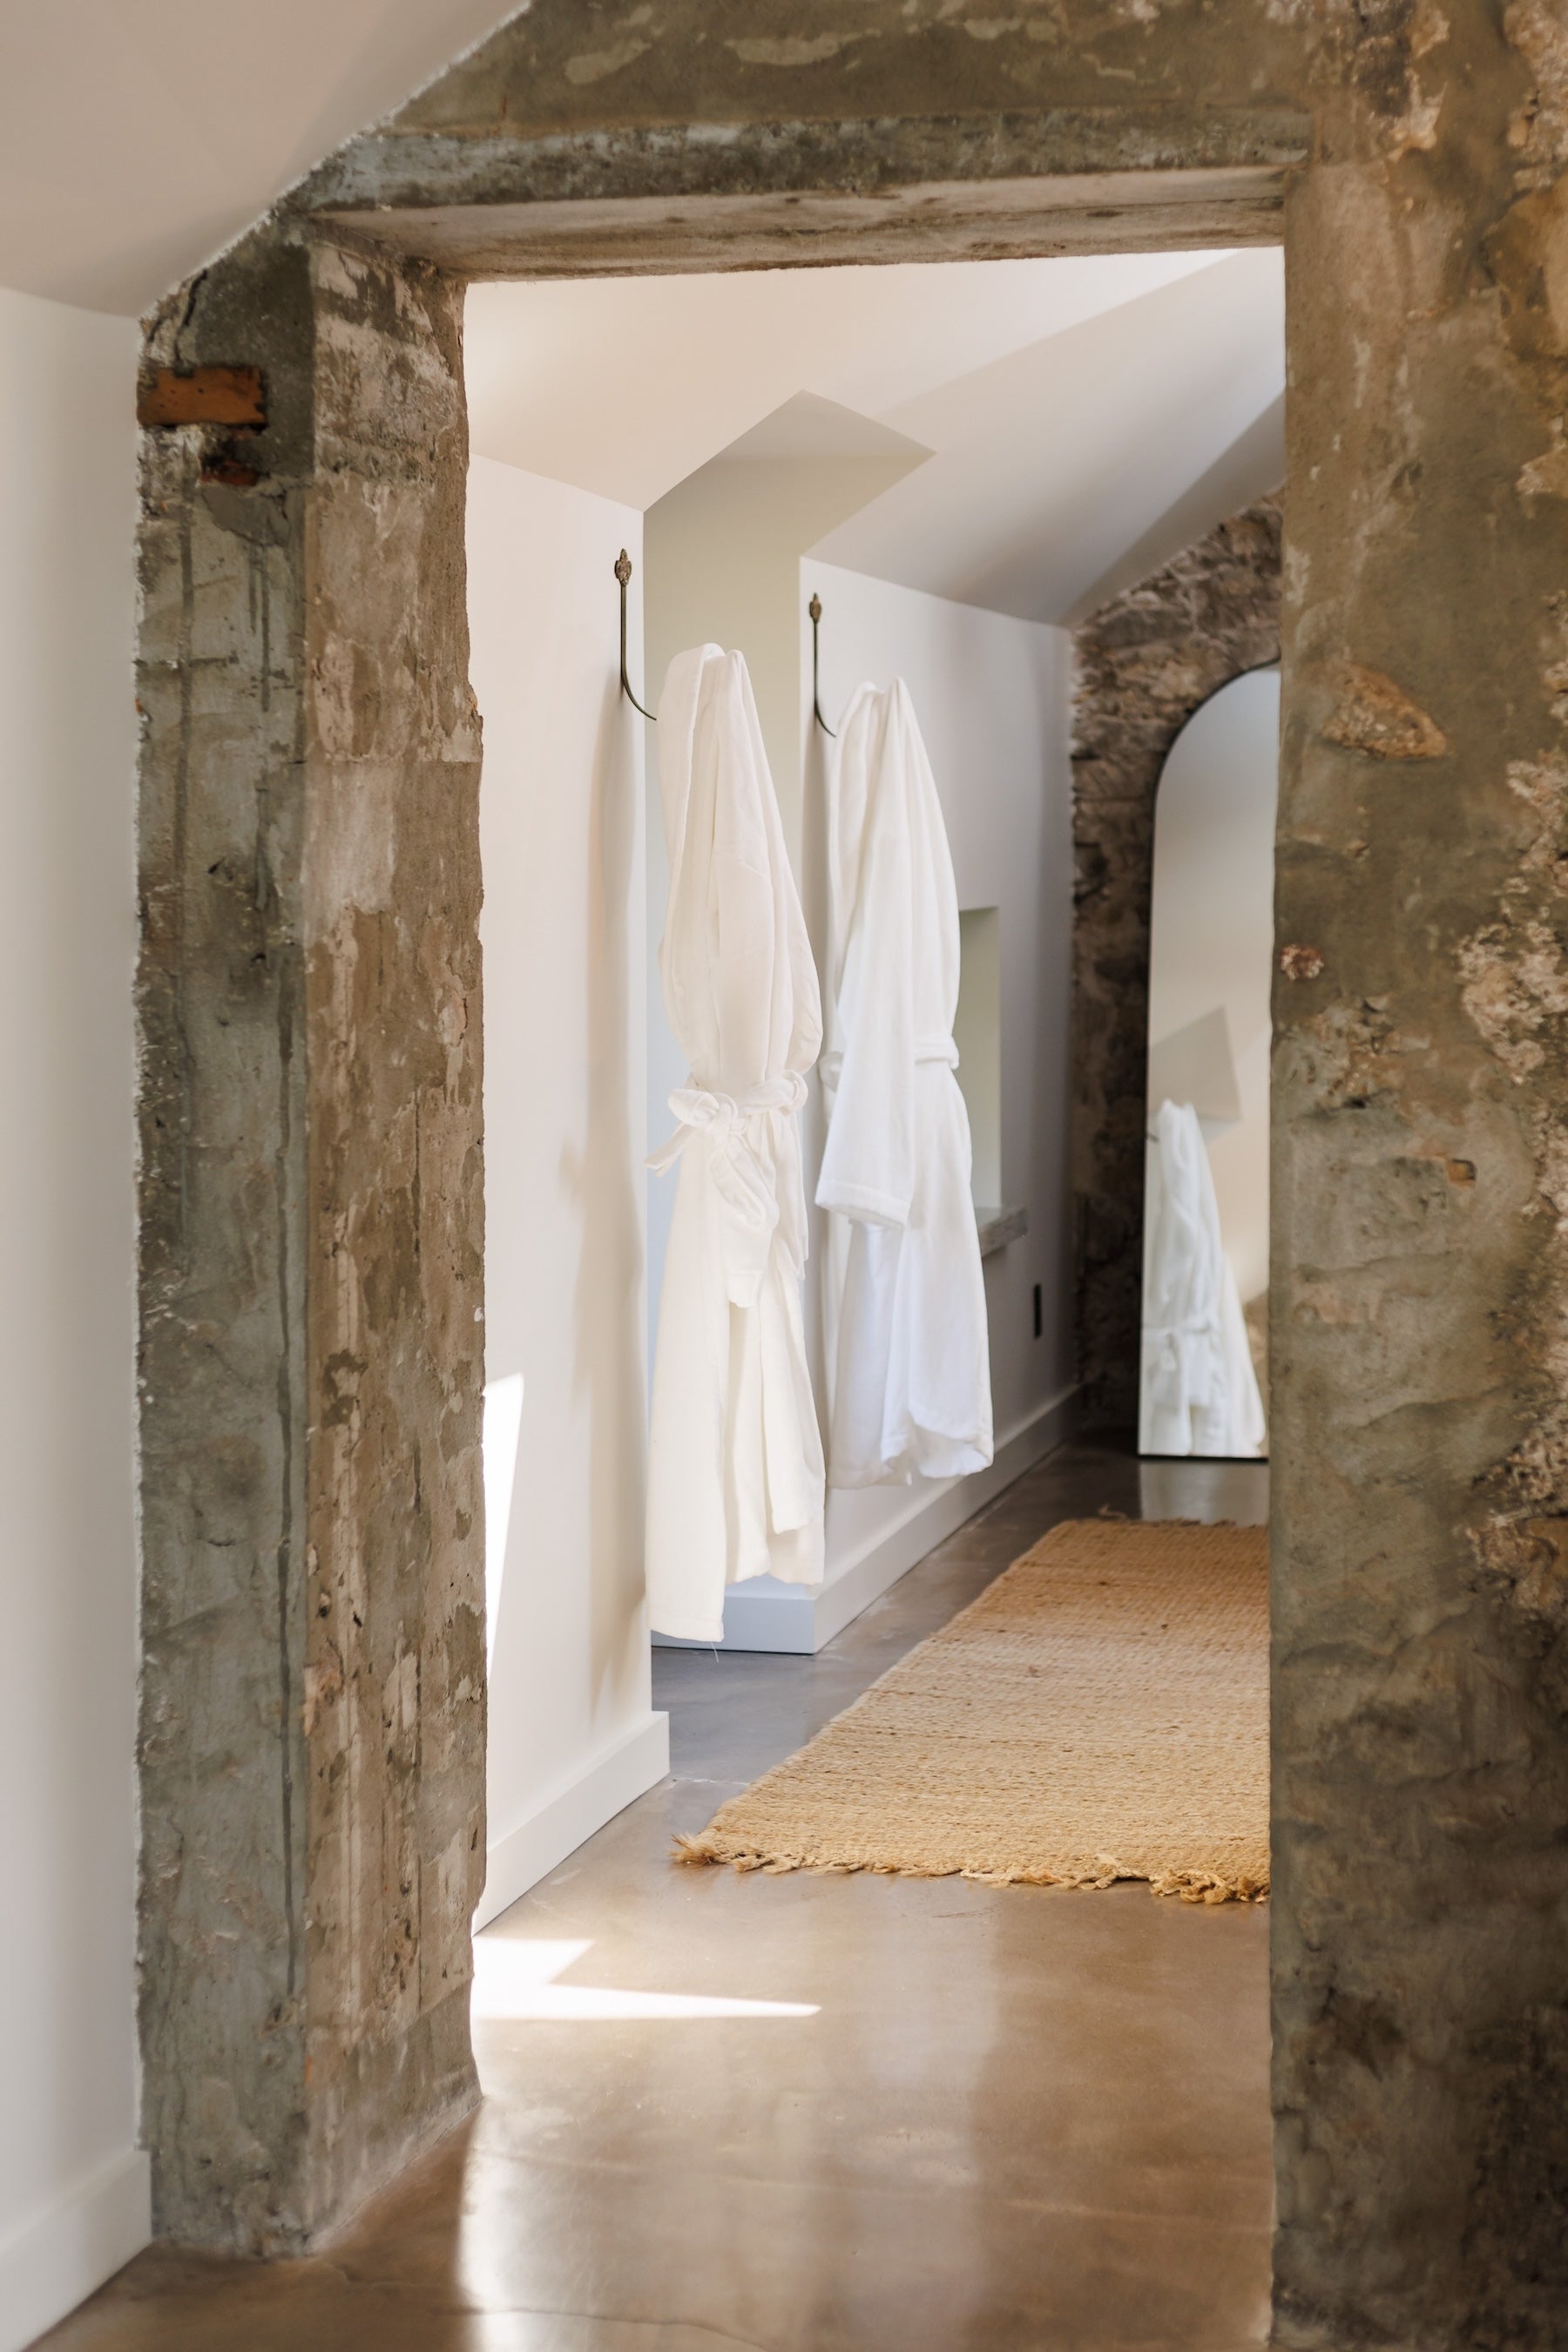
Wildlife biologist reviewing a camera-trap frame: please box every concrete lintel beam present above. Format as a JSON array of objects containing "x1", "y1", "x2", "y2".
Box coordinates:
[
  {"x1": 315, "y1": 163, "x2": 1290, "y2": 279},
  {"x1": 289, "y1": 102, "x2": 1308, "y2": 233}
]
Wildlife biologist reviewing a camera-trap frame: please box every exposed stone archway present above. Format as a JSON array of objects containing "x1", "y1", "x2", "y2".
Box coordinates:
[
  {"x1": 134, "y1": 9, "x2": 1568, "y2": 2347},
  {"x1": 1072, "y1": 495, "x2": 1281, "y2": 1429}
]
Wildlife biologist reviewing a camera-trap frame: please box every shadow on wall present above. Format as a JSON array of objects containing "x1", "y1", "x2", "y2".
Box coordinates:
[
  {"x1": 468, "y1": 454, "x2": 660, "y2": 1916},
  {"x1": 572, "y1": 675, "x2": 650, "y2": 1713},
  {"x1": 483, "y1": 683, "x2": 645, "y2": 1693},
  {"x1": 482, "y1": 663, "x2": 648, "y2": 1731},
  {"x1": 798, "y1": 699, "x2": 834, "y2": 1423}
]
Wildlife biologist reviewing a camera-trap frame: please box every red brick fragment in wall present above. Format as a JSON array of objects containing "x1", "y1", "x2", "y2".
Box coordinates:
[{"x1": 137, "y1": 365, "x2": 266, "y2": 429}]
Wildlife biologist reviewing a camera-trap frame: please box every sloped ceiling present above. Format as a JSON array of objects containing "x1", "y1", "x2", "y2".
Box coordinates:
[
  {"x1": 467, "y1": 249, "x2": 1285, "y2": 625},
  {"x1": 463, "y1": 251, "x2": 1216, "y2": 512},
  {"x1": 1, "y1": 6, "x2": 1284, "y2": 621},
  {"x1": 0, "y1": 0, "x2": 516, "y2": 312},
  {"x1": 712, "y1": 393, "x2": 929, "y2": 466},
  {"x1": 814, "y1": 250, "x2": 1284, "y2": 621}
]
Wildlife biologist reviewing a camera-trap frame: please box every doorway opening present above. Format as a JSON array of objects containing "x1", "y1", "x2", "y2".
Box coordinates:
[{"x1": 462, "y1": 245, "x2": 1283, "y2": 2345}]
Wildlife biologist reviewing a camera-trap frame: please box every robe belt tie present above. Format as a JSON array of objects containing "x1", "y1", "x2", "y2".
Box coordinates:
[
  {"x1": 648, "y1": 1071, "x2": 810, "y2": 1304},
  {"x1": 818, "y1": 1032, "x2": 957, "y2": 1094}
]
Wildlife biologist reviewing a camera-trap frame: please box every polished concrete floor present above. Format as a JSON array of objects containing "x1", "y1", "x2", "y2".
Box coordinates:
[{"x1": 42, "y1": 1443, "x2": 1271, "y2": 2352}]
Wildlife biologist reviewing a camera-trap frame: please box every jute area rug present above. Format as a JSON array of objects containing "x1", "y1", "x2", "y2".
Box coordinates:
[{"x1": 677, "y1": 1517, "x2": 1268, "y2": 1903}]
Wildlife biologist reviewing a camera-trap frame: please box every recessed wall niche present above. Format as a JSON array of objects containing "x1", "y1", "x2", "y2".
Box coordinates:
[{"x1": 955, "y1": 904, "x2": 1001, "y2": 1211}]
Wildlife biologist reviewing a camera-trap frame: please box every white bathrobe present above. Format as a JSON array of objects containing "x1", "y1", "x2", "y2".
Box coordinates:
[
  {"x1": 815, "y1": 679, "x2": 993, "y2": 1488},
  {"x1": 645, "y1": 645, "x2": 825, "y2": 1640},
  {"x1": 1139, "y1": 1098, "x2": 1266, "y2": 1457}
]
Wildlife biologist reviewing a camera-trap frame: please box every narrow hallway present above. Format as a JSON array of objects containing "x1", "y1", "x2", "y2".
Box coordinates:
[{"x1": 46, "y1": 1445, "x2": 1270, "y2": 2352}]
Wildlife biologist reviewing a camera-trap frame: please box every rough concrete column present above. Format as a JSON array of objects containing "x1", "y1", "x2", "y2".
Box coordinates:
[
  {"x1": 1272, "y1": 15, "x2": 1568, "y2": 2346},
  {"x1": 136, "y1": 227, "x2": 484, "y2": 2253}
]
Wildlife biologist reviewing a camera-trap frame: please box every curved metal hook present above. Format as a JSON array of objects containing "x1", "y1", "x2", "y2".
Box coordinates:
[
  {"x1": 616, "y1": 549, "x2": 656, "y2": 720},
  {"x1": 808, "y1": 592, "x2": 836, "y2": 737}
]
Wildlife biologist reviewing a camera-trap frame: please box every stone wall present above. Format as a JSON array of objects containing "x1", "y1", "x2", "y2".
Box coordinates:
[
  {"x1": 1071, "y1": 498, "x2": 1281, "y2": 1429},
  {"x1": 136, "y1": 227, "x2": 484, "y2": 2253}
]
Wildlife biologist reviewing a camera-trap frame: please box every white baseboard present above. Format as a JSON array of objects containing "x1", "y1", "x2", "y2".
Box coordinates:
[
  {"x1": 0, "y1": 2145, "x2": 150, "y2": 2352},
  {"x1": 808, "y1": 1382, "x2": 1079, "y2": 1647},
  {"x1": 656, "y1": 1382, "x2": 1078, "y2": 1656},
  {"x1": 476, "y1": 1709, "x2": 670, "y2": 1930}
]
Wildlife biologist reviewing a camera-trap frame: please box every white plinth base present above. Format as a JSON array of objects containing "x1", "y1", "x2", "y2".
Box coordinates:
[{"x1": 654, "y1": 1382, "x2": 1078, "y2": 1657}]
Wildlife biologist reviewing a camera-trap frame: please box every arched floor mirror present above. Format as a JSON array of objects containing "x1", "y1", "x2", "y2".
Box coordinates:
[{"x1": 1139, "y1": 664, "x2": 1280, "y2": 1460}]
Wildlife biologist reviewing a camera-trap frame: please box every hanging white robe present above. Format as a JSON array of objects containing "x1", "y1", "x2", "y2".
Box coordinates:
[
  {"x1": 1139, "y1": 1098, "x2": 1267, "y2": 1457},
  {"x1": 815, "y1": 679, "x2": 993, "y2": 1488},
  {"x1": 645, "y1": 645, "x2": 825, "y2": 1641}
]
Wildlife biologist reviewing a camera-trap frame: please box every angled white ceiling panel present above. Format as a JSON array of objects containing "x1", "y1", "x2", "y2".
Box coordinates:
[
  {"x1": 463, "y1": 252, "x2": 1219, "y2": 511},
  {"x1": 0, "y1": 0, "x2": 517, "y2": 312},
  {"x1": 464, "y1": 248, "x2": 1282, "y2": 621},
  {"x1": 813, "y1": 250, "x2": 1286, "y2": 621}
]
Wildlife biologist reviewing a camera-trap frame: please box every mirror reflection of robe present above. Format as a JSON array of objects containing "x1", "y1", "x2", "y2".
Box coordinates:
[
  {"x1": 1141, "y1": 1099, "x2": 1266, "y2": 1458},
  {"x1": 645, "y1": 646, "x2": 825, "y2": 1642},
  {"x1": 816, "y1": 679, "x2": 992, "y2": 1488}
]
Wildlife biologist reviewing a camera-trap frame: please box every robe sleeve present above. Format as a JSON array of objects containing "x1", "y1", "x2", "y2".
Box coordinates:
[{"x1": 814, "y1": 762, "x2": 916, "y2": 1227}]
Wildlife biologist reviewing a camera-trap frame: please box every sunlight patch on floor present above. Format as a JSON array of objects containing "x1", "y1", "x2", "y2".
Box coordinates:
[{"x1": 471, "y1": 1934, "x2": 820, "y2": 2022}]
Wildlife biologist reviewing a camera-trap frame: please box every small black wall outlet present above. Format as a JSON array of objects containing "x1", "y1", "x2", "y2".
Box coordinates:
[{"x1": 1032, "y1": 1283, "x2": 1043, "y2": 1340}]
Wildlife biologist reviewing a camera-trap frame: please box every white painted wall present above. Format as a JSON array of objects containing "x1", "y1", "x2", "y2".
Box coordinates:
[
  {"x1": 467, "y1": 455, "x2": 668, "y2": 1930},
  {"x1": 0, "y1": 285, "x2": 146, "y2": 2349},
  {"x1": 642, "y1": 453, "x2": 1076, "y2": 1649}
]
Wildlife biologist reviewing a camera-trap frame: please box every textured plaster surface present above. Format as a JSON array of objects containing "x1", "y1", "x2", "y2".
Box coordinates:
[
  {"x1": 136, "y1": 229, "x2": 484, "y2": 2254},
  {"x1": 1071, "y1": 498, "x2": 1281, "y2": 1432},
  {"x1": 133, "y1": 3, "x2": 1568, "y2": 2343}
]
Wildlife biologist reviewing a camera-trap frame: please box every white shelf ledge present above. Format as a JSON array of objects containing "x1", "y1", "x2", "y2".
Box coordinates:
[{"x1": 976, "y1": 1203, "x2": 1028, "y2": 1258}]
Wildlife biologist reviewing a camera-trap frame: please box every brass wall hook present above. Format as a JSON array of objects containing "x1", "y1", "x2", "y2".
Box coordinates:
[
  {"x1": 615, "y1": 549, "x2": 656, "y2": 720},
  {"x1": 809, "y1": 592, "x2": 836, "y2": 737}
]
